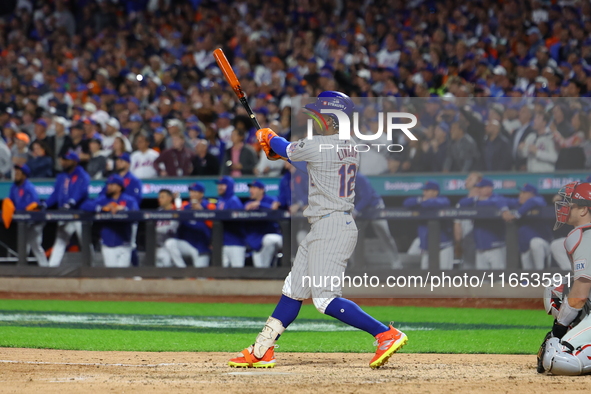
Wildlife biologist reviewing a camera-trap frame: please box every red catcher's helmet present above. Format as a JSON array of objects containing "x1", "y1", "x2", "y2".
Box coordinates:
[{"x1": 554, "y1": 182, "x2": 591, "y2": 230}]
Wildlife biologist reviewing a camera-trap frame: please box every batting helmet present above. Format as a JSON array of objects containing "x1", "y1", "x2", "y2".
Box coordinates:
[
  {"x1": 554, "y1": 181, "x2": 591, "y2": 230},
  {"x1": 304, "y1": 91, "x2": 355, "y2": 118}
]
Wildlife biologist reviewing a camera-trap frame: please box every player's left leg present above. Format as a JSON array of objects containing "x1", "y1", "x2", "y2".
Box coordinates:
[
  {"x1": 229, "y1": 231, "x2": 312, "y2": 368},
  {"x1": 27, "y1": 223, "x2": 47, "y2": 267},
  {"x1": 371, "y1": 219, "x2": 401, "y2": 269},
  {"x1": 164, "y1": 239, "x2": 187, "y2": 268},
  {"x1": 439, "y1": 245, "x2": 454, "y2": 270},
  {"x1": 530, "y1": 237, "x2": 550, "y2": 270},
  {"x1": 252, "y1": 234, "x2": 282, "y2": 268},
  {"x1": 488, "y1": 247, "x2": 506, "y2": 270},
  {"x1": 116, "y1": 246, "x2": 132, "y2": 267},
  {"x1": 309, "y1": 215, "x2": 407, "y2": 368}
]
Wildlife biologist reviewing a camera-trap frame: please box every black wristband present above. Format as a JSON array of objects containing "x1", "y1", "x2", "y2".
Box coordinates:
[{"x1": 552, "y1": 320, "x2": 569, "y2": 339}]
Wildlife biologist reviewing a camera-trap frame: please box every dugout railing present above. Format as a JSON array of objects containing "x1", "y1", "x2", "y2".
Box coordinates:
[{"x1": 0, "y1": 206, "x2": 566, "y2": 279}]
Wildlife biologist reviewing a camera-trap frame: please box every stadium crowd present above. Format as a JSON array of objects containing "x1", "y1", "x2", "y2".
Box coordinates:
[
  {"x1": 0, "y1": 0, "x2": 591, "y2": 179},
  {"x1": 2, "y1": 0, "x2": 591, "y2": 269}
]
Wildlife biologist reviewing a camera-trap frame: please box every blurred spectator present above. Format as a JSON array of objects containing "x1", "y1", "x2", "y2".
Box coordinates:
[
  {"x1": 86, "y1": 139, "x2": 107, "y2": 179},
  {"x1": 428, "y1": 123, "x2": 450, "y2": 172},
  {"x1": 222, "y1": 129, "x2": 257, "y2": 176},
  {"x1": 102, "y1": 118, "x2": 132, "y2": 155},
  {"x1": 152, "y1": 127, "x2": 167, "y2": 153},
  {"x1": 509, "y1": 106, "x2": 534, "y2": 171},
  {"x1": 191, "y1": 139, "x2": 219, "y2": 176},
  {"x1": 154, "y1": 134, "x2": 193, "y2": 177},
  {"x1": 399, "y1": 133, "x2": 431, "y2": 172},
  {"x1": 443, "y1": 122, "x2": 479, "y2": 172},
  {"x1": 0, "y1": 136, "x2": 10, "y2": 178},
  {"x1": 11, "y1": 132, "x2": 29, "y2": 167},
  {"x1": 553, "y1": 108, "x2": 586, "y2": 170},
  {"x1": 52, "y1": 117, "x2": 72, "y2": 172},
  {"x1": 130, "y1": 133, "x2": 159, "y2": 179},
  {"x1": 27, "y1": 140, "x2": 53, "y2": 178},
  {"x1": 483, "y1": 119, "x2": 513, "y2": 171},
  {"x1": 519, "y1": 111, "x2": 558, "y2": 172},
  {"x1": 254, "y1": 148, "x2": 285, "y2": 177},
  {"x1": 217, "y1": 113, "x2": 235, "y2": 147},
  {"x1": 106, "y1": 136, "x2": 128, "y2": 175},
  {"x1": 33, "y1": 119, "x2": 54, "y2": 149}
]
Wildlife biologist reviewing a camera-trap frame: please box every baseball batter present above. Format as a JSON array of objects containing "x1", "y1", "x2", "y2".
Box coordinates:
[
  {"x1": 229, "y1": 91, "x2": 407, "y2": 369},
  {"x1": 539, "y1": 181, "x2": 591, "y2": 375}
]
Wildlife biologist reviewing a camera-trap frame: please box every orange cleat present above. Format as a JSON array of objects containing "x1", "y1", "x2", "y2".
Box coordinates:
[
  {"x1": 228, "y1": 345, "x2": 277, "y2": 368},
  {"x1": 369, "y1": 324, "x2": 408, "y2": 369}
]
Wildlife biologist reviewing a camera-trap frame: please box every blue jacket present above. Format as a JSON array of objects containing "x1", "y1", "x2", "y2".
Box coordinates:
[
  {"x1": 177, "y1": 201, "x2": 213, "y2": 255},
  {"x1": 81, "y1": 193, "x2": 139, "y2": 247},
  {"x1": 27, "y1": 156, "x2": 53, "y2": 178},
  {"x1": 98, "y1": 171, "x2": 143, "y2": 206},
  {"x1": 9, "y1": 180, "x2": 40, "y2": 210},
  {"x1": 403, "y1": 196, "x2": 452, "y2": 250},
  {"x1": 504, "y1": 196, "x2": 552, "y2": 253},
  {"x1": 354, "y1": 173, "x2": 383, "y2": 217},
  {"x1": 457, "y1": 194, "x2": 507, "y2": 250},
  {"x1": 216, "y1": 177, "x2": 245, "y2": 246},
  {"x1": 45, "y1": 166, "x2": 90, "y2": 209},
  {"x1": 245, "y1": 195, "x2": 281, "y2": 251}
]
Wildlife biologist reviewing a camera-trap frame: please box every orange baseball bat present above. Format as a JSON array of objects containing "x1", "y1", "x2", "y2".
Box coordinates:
[{"x1": 213, "y1": 48, "x2": 262, "y2": 130}]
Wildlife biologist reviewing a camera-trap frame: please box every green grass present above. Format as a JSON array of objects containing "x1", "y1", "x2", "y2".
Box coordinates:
[{"x1": 0, "y1": 299, "x2": 552, "y2": 354}]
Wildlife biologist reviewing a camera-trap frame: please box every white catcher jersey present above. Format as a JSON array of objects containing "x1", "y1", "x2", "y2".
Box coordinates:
[{"x1": 286, "y1": 134, "x2": 359, "y2": 218}]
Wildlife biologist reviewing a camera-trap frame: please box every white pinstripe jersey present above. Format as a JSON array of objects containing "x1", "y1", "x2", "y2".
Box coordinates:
[{"x1": 286, "y1": 134, "x2": 359, "y2": 218}]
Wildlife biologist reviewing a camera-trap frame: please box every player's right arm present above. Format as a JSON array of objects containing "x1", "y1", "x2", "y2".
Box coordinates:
[{"x1": 402, "y1": 197, "x2": 421, "y2": 208}]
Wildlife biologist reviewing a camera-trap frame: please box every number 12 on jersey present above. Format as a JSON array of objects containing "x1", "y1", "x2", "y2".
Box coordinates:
[{"x1": 338, "y1": 164, "x2": 357, "y2": 197}]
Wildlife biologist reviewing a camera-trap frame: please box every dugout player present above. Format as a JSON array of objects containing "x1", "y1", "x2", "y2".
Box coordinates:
[
  {"x1": 8, "y1": 164, "x2": 47, "y2": 266},
  {"x1": 457, "y1": 178, "x2": 507, "y2": 270},
  {"x1": 453, "y1": 172, "x2": 482, "y2": 268},
  {"x1": 244, "y1": 180, "x2": 282, "y2": 268},
  {"x1": 403, "y1": 181, "x2": 453, "y2": 270},
  {"x1": 155, "y1": 189, "x2": 180, "y2": 267},
  {"x1": 502, "y1": 184, "x2": 552, "y2": 270},
  {"x1": 538, "y1": 181, "x2": 591, "y2": 375},
  {"x1": 113, "y1": 152, "x2": 143, "y2": 265},
  {"x1": 229, "y1": 91, "x2": 407, "y2": 369},
  {"x1": 81, "y1": 175, "x2": 139, "y2": 267},
  {"x1": 166, "y1": 182, "x2": 213, "y2": 268},
  {"x1": 45, "y1": 151, "x2": 91, "y2": 267},
  {"x1": 353, "y1": 173, "x2": 401, "y2": 269},
  {"x1": 216, "y1": 176, "x2": 246, "y2": 268}
]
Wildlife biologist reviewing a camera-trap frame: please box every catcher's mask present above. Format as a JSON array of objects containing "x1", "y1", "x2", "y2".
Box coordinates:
[{"x1": 554, "y1": 181, "x2": 591, "y2": 230}]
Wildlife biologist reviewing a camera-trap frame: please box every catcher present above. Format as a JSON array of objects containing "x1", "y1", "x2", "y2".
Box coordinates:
[{"x1": 538, "y1": 181, "x2": 591, "y2": 375}]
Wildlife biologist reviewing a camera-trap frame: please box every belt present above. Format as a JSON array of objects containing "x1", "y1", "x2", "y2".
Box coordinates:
[{"x1": 309, "y1": 211, "x2": 350, "y2": 224}]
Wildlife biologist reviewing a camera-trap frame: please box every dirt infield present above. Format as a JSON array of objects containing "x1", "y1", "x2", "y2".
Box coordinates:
[{"x1": 1, "y1": 348, "x2": 589, "y2": 394}]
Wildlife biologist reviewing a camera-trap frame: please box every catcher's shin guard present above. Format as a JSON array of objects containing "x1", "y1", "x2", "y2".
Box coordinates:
[{"x1": 537, "y1": 331, "x2": 552, "y2": 373}]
